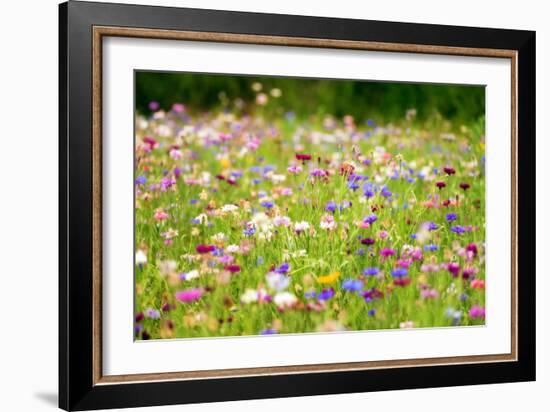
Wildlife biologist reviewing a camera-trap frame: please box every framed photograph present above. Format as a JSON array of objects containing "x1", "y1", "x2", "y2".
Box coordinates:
[{"x1": 59, "y1": 1, "x2": 535, "y2": 410}]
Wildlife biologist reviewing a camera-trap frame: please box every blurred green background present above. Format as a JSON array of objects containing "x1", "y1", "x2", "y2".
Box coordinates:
[{"x1": 136, "y1": 71, "x2": 485, "y2": 123}]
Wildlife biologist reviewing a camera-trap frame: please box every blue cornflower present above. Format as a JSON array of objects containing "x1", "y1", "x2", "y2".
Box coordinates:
[
  {"x1": 364, "y1": 214, "x2": 378, "y2": 224},
  {"x1": 356, "y1": 248, "x2": 366, "y2": 256},
  {"x1": 243, "y1": 227, "x2": 256, "y2": 236},
  {"x1": 391, "y1": 268, "x2": 408, "y2": 278},
  {"x1": 363, "y1": 267, "x2": 379, "y2": 276},
  {"x1": 342, "y1": 279, "x2": 364, "y2": 292},
  {"x1": 368, "y1": 309, "x2": 376, "y2": 316},
  {"x1": 135, "y1": 175, "x2": 147, "y2": 185},
  {"x1": 189, "y1": 199, "x2": 199, "y2": 205},
  {"x1": 410, "y1": 234, "x2": 418, "y2": 239},
  {"x1": 425, "y1": 221, "x2": 438, "y2": 231},
  {"x1": 424, "y1": 244, "x2": 439, "y2": 252},
  {"x1": 260, "y1": 200, "x2": 274, "y2": 209},
  {"x1": 381, "y1": 187, "x2": 393, "y2": 197},
  {"x1": 256, "y1": 256, "x2": 264, "y2": 266},
  {"x1": 212, "y1": 247, "x2": 224, "y2": 257},
  {"x1": 446, "y1": 213, "x2": 458, "y2": 222},
  {"x1": 260, "y1": 329, "x2": 278, "y2": 335},
  {"x1": 275, "y1": 263, "x2": 290, "y2": 274},
  {"x1": 317, "y1": 288, "x2": 335, "y2": 301},
  {"x1": 348, "y1": 181, "x2": 360, "y2": 190},
  {"x1": 367, "y1": 119, "x2": 375, "y2": 127},
  {"x1": 325, "y1": 201, "x2": 338, "y2": 213},
  {"x1": 450, "y1": 225, "x2": 466, "y2": 234},
  {"x1": 304, "y1": 290, "x2": 317, "y2": 299}
]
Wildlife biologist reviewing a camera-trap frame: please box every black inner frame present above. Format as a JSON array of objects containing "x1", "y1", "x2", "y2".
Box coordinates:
[{"x1": 59, "y1": 1, "x2": 536, "y2": 411}]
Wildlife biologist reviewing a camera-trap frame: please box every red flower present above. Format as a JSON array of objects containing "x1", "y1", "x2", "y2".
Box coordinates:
[
  {"x1": 442, "y1": 199, "x2": 451, "y2": 207},
  {"x1": 196, "y1": 244, "x2": 215, "y2": 254},
  {"x1": 443, "y1": 167, "x2": 456, "y2": 175},
  {"x1": 459, "y1": 182, "x2": 471, "y2": 190},
  {"x1": 295, "y1": 153, "x2": 312, "y2": 161},
  {"x1": 394, "y1": 277, "x2": 411, "y2": 287},
  {"x1": 436, "y1": 181, "x2": 446, "y2": 189},
  {"x1": 224, "y1": 264, "x2": 241, "y2": 273},
  {"x1": 361, "y1": 237, "x2": 375, "y2": 245}
]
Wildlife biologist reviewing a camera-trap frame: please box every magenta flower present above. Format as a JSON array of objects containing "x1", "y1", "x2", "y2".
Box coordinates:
[
  {"x1": 295, "y1": 153, "x2": 312, "y2": 161},
  {"x1": 196, "y1": 244, "x2": 215, "y2": 254},
  {"x1": 361, "y1": 237, "x2": 375, "y2": 245},
  {"x1": 447, "y1": 262, "x2": 461, "y2": 277},
  {"x1": 224, "y1": 264, "x2": 241, "y2": 273},
  {"x1": 436, "y1": 181, "x2": 446, "y2": 189},
  {"x1": 380, "y1": 248, "x2": 396, "y2": 258},
  {"x1": 469, "y1": 305, "x2": 486, "y2": 318},
  {"x1": 175, "y1": 288, "x2": 204, "y2": 303}
]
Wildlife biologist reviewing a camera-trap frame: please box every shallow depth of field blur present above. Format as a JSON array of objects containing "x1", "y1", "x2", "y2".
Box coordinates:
[{"x1": 134, "y1": 72, "x2": 486, "y2": 340}]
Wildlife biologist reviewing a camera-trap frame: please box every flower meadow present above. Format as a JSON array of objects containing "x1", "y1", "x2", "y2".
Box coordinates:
[{"x1": 134, "y1": 77, "x2": 486, "y2": 340}]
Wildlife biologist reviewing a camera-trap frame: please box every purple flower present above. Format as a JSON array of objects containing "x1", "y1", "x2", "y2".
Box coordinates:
[
  {"x1": 260, "y1": 329, "x2": 278, "y2": 335},
  {"x1": 261, "y1": 201, "x2": 274, "y2": 209},
  {"x1": 145, "y1": 308, "x2": 161, "y2": 319},
  {"x1": 450, "y1": 225, "x2": 466, "y2": 234}
]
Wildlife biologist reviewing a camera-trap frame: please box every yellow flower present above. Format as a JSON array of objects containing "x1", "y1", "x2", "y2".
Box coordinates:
[
  {"x1": 220, "y1": 157, "x2": 231, "y2": 168},
  {"x1": 317, "y1": 271, "x2": 340, "y2": 284}
]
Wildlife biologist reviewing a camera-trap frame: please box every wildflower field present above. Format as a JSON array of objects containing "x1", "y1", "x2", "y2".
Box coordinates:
[{"x1": 134, "y1": 73, "x2": 486, "y2": 340}]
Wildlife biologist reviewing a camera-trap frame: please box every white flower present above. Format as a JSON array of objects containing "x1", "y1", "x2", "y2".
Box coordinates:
[
  {"x1": 240, "y1": 289, "x2": 259, "y2": 304},
  {"x1": 226, "y1": 244, "x2": 240, "y2": 254},
  {"x1": 270, "y1": 173, "x2": 287, "y2": 184},
  {"x1": 220, "y1": 204, "x2": 239, "y2": 213},
  {"x1": 182, "y1": 269, "x2": 199, "y2": 281},
  {"x1": 211, "y1": 232, "x2": 227, "y2": 242},
  {"x1": 135, "y1": 250, "x2": 147, "y2": 265},
  {"x1": 294, "y1": 221, "x2": 310, "y2": 233},
  {"x1": 399, "y1": 321, "x2": 415, "y2": 329},
  {"x1": 194, "y1": 213, "x2": 208, "y2": 225},
  {"x1": 158, "y1": 260, "x2": 177, "y2": 276},
  {"x1": 274, "y1": 292, "x2": 297, "y2": 308}
]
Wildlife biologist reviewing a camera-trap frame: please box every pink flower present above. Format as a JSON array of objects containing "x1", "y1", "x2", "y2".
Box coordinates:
[
  {"x1": 154, "y1": 208, "x2": 169, "y2": 221},
  {"x1": 378, "y1": 230, "x2": 388, "y2": 239},
  {"x1": 470, "y1": 279, "x2": 485, "y2": 289},
  {"x1": 421, "y1": 289, "x2": 439, "y2": 299},
  {"x1": 175, "y1": 288, "x2": 204, "y2": 303},
  {"x1": 396, "y1": 258, "x2": 412, "y2": 268},
  {"x1": 172, "y1": 103, "x2": 186, "y2": 113}
]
